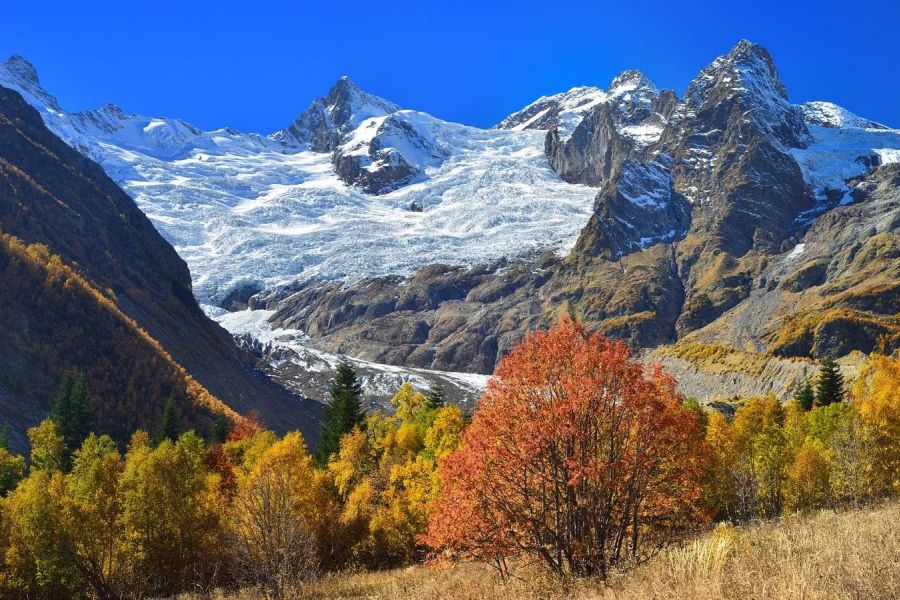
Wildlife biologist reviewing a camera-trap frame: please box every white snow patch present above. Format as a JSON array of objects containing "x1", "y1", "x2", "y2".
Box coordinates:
[{"x1": 785, "y1": 243, "x2": 806, "y2": 260}]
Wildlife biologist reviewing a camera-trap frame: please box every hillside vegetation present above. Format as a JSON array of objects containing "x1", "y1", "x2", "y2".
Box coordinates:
[{"x1": 0, "y1": 233, "x2": 239, "y2": 445}]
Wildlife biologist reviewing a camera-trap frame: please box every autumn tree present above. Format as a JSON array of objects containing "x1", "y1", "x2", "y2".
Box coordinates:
[
  {"x1": 0, "y1": 446, "x2": 25, "y2": 496},
  {"x1": 326, "y1": 384, "x2": 465, "y2": 569},
  {"x1": 65, "y1": 433, "x2": 126, "y2": 599},
  {"x1": 316, "y1": 364, "x2": 364, "y2": 466},
  {"x1": 230, "y1": 432, "x2": 331, "y2": 596},
  {"x1": 783, "y1": 440, "x2": 831, "y2": 514},
  {"x1": 119, "y1": 430, "x2": 226, "y2": 596},
  {"x1": 3, "y1": 471, "x2": 80, "y2": 597},
  {"x1": 815, "y1": 356, "x2": 844, "y2": 407},
  {"x1": 854, "y1": 354, "x2": 900, "y2": 496},
  {"x1": 425, "y1": 319, "x2": 707, "y2": 578},
  {"x1": 27, "y1": 419, "x2": 66, "y2": 474}
]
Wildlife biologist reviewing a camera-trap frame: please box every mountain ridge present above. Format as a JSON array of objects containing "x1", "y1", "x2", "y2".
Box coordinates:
[{"x1": 1, "y1": 41, "x2": 898, "y2": 410}]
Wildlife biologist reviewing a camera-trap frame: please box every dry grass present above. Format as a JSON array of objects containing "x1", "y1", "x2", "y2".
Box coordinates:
[{"x1": 190, "y1": 501, "x2": 899, "y2": 600}]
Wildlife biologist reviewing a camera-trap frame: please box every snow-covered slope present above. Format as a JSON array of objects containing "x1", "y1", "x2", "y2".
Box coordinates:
[
  {"x1": 791, "y1": 101, "x2": 900, "y2": 203},
  {"x1": 497, "y1": 85, "x2": 607, "y2": 139},
  {"x1": 0, "y1": 56, "x2": 597, "y2": 307}
]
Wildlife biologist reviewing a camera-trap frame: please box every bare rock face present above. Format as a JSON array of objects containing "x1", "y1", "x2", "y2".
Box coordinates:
[{"x1": 267, "y1": 258, "x2": 556, "y2": 373}]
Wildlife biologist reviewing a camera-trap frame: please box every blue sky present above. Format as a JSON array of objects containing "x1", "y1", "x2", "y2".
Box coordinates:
[{"x1": 2, "y1": 0, "x2": 898, "y2": 133}]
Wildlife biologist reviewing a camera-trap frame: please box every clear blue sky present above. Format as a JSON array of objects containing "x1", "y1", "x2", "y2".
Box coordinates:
[{"x1": 2, "y1": 0, "x2": 898, "y2": 133}]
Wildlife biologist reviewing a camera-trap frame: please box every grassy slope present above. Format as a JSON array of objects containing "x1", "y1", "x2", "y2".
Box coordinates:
[{"x1": 209, "y1": 501, "x2": 899, "y2": 600}]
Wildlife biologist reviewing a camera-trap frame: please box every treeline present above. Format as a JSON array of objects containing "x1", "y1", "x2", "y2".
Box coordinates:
[{"x1": 0, "y1": 319, "x2": 897, "y2": 598}]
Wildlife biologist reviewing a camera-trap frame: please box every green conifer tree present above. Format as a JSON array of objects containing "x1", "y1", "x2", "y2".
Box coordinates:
[
  {"x1": 315, "y1": 363, "x2": 364, "y2": 465},
  {"x1": 794, "y1": 378, "x2": 815, "y2": 411},
  {"x1": 154, "y1": 398, "x2": 181, "y2": 445},
  {"x1": 426, "y1": 384, "x2": 447, "y2": 410},
  {"x1": 814, "y1": 356, "x2": 844, "y2": 407},
  {"x1": 211, "y1": 413, "x2": 231, "y2": 444},
  {"x1": 50, "y1": 372, "x2": 93, "y2": 467},
  {"x1": 0, "y1": 420, "x2": 9, "y2": 451}
]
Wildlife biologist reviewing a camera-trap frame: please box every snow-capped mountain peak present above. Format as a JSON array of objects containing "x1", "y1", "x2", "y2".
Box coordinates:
[
  {"x1": 686, "y1": 39, "x2": 787, "y2": 107},
  {"x1": 608, "y1": 69, "x2": 657, "y2": 97},
  {"x1": 271, "y1": 76, "x2": 401, "y2": 152},
  {"x1": 681, "y1": 39, "x2": 807, "y2": 149},
  {"x1": 323, "y1": 76, "x2": 400, "y2": 129}
]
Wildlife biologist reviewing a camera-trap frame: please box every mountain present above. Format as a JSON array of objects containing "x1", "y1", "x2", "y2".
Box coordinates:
[
  {"x1": 0, "y1": 83, "x2": 320, "y2": 451},
  {"x1": 2, "y1": 41, "x2": 898, "y2": 407},
  {"x1": 261, "y1": 40, "x2": 899, "y2": 383}
]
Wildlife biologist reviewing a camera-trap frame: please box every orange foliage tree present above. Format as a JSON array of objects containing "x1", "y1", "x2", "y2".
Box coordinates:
[{"x1": 424, "y1": 318, "x2": 707, "y2": 578}]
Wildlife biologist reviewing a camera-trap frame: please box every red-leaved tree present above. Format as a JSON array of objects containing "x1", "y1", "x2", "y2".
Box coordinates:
[{"x1": 423, "y1": 318, "x2": 707, "y2": 578}]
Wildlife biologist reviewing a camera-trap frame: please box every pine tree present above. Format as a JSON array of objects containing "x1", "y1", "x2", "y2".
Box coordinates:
[
  {"x1": 426, "y1": 384, "x2": 447, "y2": 410},
  {"x1": 0, "y1": 421, "x2": 9, "y2": 451},
  {"x1": 815, "y1": 356, "x2": 844, "y2": 407},
  {"x1": 315, "y1": 363, "x2": 364, "y2": 465},
  {"x1": 211, "y1": 413, "x2": 231, "y2": 444},
  {"x1": 154, "y1": 398, "x2": 181, "y2": 445},
  {"x1": 794, "y1": 378, "x2": 815, "y2": 411},
  {"x1": 50, "y1": 372, "x2": 93, "y2": 466}
]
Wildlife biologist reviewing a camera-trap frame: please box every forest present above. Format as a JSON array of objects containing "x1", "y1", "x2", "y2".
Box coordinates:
[{"x1": 0, "y1": 319, "x2": 897, "y2": 599}]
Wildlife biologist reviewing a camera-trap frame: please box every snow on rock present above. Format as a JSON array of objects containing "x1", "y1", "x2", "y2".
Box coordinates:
[
  {"x1": 214, "y1": 309, "x2": 488, "y2": 408},
  {"x1": 617, "y1": 159, "x2": 673, "y2": 208},
  {"x1": 619, "y1": 123, "x2": 664, "y2": 146},
  {"x1": 497, "y1": 85, "x2": 608, "y2": 139},
  {"x1": 799, "y1": 101, "x2": 889, "y2": 130}
]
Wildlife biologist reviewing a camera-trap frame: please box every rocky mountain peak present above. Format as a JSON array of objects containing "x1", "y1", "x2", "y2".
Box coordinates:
[
  {"x1": 3, "y1": 55, "x2": 40, "y2": 86},
  {"x1": 271, "y1": 75, "x2": 399, "y2": 152},
  {"x1": 321, "y1": 75, "x2": 400, "y2": 130},
  {"x1": 686, "y1": 39, "x2": 787, "y2": 107},
  {"x1": 608, "y1": 69, "x2": 657, "y2": 97},
  {"x1": 0, "y1": 55, "x2": 61, "y2": 111}
]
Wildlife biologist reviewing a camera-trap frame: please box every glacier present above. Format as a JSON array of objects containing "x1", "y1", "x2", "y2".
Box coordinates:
[{"x1": 0, "y1": 56, "x2": 598, "y2": 306}]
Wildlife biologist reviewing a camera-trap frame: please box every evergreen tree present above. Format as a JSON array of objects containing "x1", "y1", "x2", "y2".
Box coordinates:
[
  {"x1": 0, "y1": 420, "x2": 9, "y2": 451},
  {"x1": 50, "y1": 372, "x2": 93, "y2": 466},
  {"x1": 315, "y1": 363, "x2": 364, "y2": 465},
  {"x1": 815, "y1": 356, "x2": 844, "y2": 407},
  {"x1": 794, "y1": 378, "x2": 815, "y2": 411},
  {"x1": 211, "y1": 413, "x2": 231, "y2": 444},
  {"x1": 425, "y1": 384, "x2": 447, "y2": 410},
  {"x1": 154, "y1": 398, "x2": 182, "y2": 445}
]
